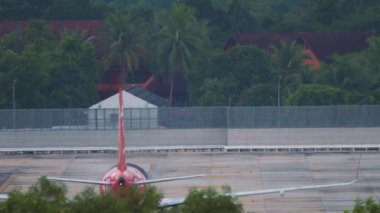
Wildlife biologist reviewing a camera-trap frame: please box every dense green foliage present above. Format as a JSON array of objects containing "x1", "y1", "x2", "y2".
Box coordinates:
[
  {"x1": 187, "y1": 35, "x2": 380, "y2": 106},
  {"x1": 0, "y1": 0, "x2": 108, "y2": 20},
  {"x1": 0, "y1": 0, "x2": 380, "y2": 107},
  {"x1": 103, "y1": 8, "x2": 148, "y2": 85},
  {"x1": 287, "y1": 84, "x2": 360, "y2": 106},
  {"x1": 180, "y1": 187, "x2": 243, "y2": 213},
  {"x1": 0, "y1": 177, "x2": 68, "y2": 213},
  {"x1": 0, "y1": 177, "x2": 242, "y2": 213},
  {"x1": 0, "y1": 176, "x2": 162, "y2": 212},
  {"x1": 151, "y1": 3, "x2": 209, "y2": 105},
  {"x1": 344, "y1": 197, "x2": 380, "y2": 213},
  {"x1": 0, "y1": 20, "x2": 99, "y2": 108},
  {"x1": 187, "y1": 45, "x2": 275, "y2": 106}
]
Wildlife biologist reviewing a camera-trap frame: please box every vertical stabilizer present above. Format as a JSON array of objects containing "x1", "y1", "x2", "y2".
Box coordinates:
[{"x1": 118, "y1": 88, "x2": 126, "y2": 172}]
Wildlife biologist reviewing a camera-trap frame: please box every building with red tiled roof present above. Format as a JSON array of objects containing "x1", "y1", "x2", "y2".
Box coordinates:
[{"x1": 224, "y1": 32, "x2": 374, "y2": 69}]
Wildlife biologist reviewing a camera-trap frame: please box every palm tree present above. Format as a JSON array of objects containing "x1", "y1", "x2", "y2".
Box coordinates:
[
  {"x1": 227, "y1": 0, "x2": 257, "y2": 32},
  {"x1": 271, "y1": 40, "x2": 309, "y2": 100},
  {"x1": 59, "y1": 29, "x2": 93, "y2": 64},
  {"x1": 271, "y1": 40, "x2": 307, "y2": 75},
  {"x1": 365, "y1": 36, "x2": 380, "y2": 90},
  {"x1": 103, "y1": 10, "x2": 147, "y2": 87},
  {"x1": 152, "y1": 4, "x2": 209, "y2": 105}
]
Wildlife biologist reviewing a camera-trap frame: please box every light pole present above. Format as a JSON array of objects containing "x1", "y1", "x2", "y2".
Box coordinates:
[
  {"x1": 12, "y1": 79, "x2": 17, "y2": 130},
  {"x1": 277, "y1": 75, "x2": 281, "y2": 128}
]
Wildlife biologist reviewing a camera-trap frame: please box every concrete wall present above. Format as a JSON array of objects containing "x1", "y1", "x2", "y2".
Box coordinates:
[
  {"x1": 1, "y1": 128, "x2": 379, "y2": 148},
  {"x1": 0, "y1": 129, "x2": 227, "y2": 148},
  {"x1": 227, "y1": 128, "x2": 380, "y2": 146}
]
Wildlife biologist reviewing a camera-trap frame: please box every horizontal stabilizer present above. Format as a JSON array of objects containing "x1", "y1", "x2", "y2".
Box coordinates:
[
  {"x1": 159, "y1": 156, "x2": 361, "y2": 207},
  {"x1": 229, "y1": 155, "x2": 361, "y2": 198},
  {"x1": 134, "y1": 174, "x2": 206, "y2": 185},
  {"x1": 159, "y1": 177, "x2": 357, "y2": 207},
  {"x1": 228, "y1": 179, "x2": 357, "y2": 197},
  {"x1": 47, "y1": 174, "x2": 205, "y2": 186},
  {"x1": 47, "y1": 177, "x2": 111, "y2": 185}
]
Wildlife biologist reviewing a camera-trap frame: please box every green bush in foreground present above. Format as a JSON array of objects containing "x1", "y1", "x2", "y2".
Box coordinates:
[
  {"x1": 0, "y1": 177, "x2": 242, "y2": 213},
  {"x1": 180, "y1": 187, "x2": 242, "y2": 213},
  {"x1": 0, "y1": 176, "x2": 68, "y2": 213},
  {"x1": 344, "y1": 197, "x2": 380, "y2": 213}
]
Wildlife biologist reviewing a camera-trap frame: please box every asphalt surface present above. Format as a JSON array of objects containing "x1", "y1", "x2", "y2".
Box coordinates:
[{"x1": 1, "y1": 152, "x2": 379, "y2": 213}]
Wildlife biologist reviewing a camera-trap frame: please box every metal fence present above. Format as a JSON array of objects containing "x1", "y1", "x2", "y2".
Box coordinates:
[{"x1": 0, "y1": 105, "x2": 380, "y2": 130}]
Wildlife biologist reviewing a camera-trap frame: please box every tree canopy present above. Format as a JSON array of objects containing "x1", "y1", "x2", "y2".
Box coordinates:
[
  {"x1": 187, "y1": 45, "x2": 275, "y2": 106},
  {"x1": 151, "y1": 3, "x2": 209, "y2": 105},
  {"x1": 0, "y1": 177, "x2": 243, "y2": 213},
  {"x1": 1, "y1": 1, "x2": 380, "y2": 107},
  {"x1": 344, "y1": 197, "x2": 380, "y2": 213},
  {"x1": 0, "y1": 0, "x2": 108, "y2": 20},
  {"x1": 0, "y1": 20, "x2": 99, "y2": 108},
  {"x1": 103, "y1": 9, "x2": 148, "y2": 85}
]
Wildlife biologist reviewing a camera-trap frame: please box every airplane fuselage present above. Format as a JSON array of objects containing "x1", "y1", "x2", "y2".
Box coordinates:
[{"x1": 100, "y1": 165, "x2": 147, "y2": 193}]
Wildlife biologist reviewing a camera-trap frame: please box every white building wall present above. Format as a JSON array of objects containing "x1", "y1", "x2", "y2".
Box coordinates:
[{"x1": 88, "y1": 91, "x2": 158, "y2": 129}]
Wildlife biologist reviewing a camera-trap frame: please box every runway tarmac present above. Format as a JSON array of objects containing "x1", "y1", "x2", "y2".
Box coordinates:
[{"x1": 1, "y1": 152, "x2": 379, "y2": 213}]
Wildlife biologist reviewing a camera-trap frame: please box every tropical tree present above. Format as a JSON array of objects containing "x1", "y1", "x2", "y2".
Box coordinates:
[
  {"x1": 227, "y1": 0, "x2": 257, "y2": 32},
  {"x1": 344, "y1": 197, "x2": 380, "y2": 213},
  {"x1": 187, "y1": 45, "x2": 275, "y2": 106},
  {"x1": 180, "y1": 187, "x2": 243, "y2": 213},
  {"x1": 152, "y1": 3, "x2": 209, "y2": 105},
  {"x1": 0, "y1": 177, "x2": 162, "y2": 213},
  {"x1": 317, "y1": 41, "x2": 380, "y2": 105},
  {"x1": 364, "y1": 36, "x2": 380, "y2": 88},
  {"x1": 0, "y1": 0, "x2": 54, "y2": 20},
  {"x1": 1, "y1": 176, "x2": 245, "y2": 212},
  {"x1": 103, "y1": 9, "x2": 147, "y2": 86},
  {"x1": 69, "y1": 185, "x2": 162, "y2": 213},
  {"x1": 0, "y1": 20, "x2": 101, "y2": 109},
  {"x1": 319, "y1": 53, "x2": 369, "y2": 92},
  {"x1": 198, "y1": 78, "x2": 238, "y2": 106},
  {"x1": 362, "y1": 36, "x2": 380, "y2": 104},
  {"x1": 0, "y1": 19, "x2": 56, "y2": 53},
  {"x1": 0, "y1": 176, "x2": 68, "y2": 213},
  {"x1": 286, "y1": 84, "x2": 360, "y2": 106},
  {"x1": 0, "y1": 0, "x2": 108, "y2": 21},
  {"x1": 237, "y1": 84, "x2": 277, "y2": 106},
  {"x1": 58, "y1": 30, "x2": 90, "y2": 64},
  {"x1": 271, "y1": 40, "x2": 311, "y2": 104},
  {"x1": 6, "y1": 45, "x2": 51, "y2": 108},
  {"x1": 298, "y1": 0, "x2": 380, "y2": 32},
  {"x1": 182, "y1": 0, "x2": 230, "y2": 48},
  {"x1": 43, "y1": 0, "x2": 108, "y2": 20},
  {"x1": 0, "y1": 49, "x2": 18, "y2": 107},
  {"x1": 0, "y1": 20, "x2": 54, "y2": 108},
  {"x1": 46, "y1": 29, "x2": 99, "y2": 108}
]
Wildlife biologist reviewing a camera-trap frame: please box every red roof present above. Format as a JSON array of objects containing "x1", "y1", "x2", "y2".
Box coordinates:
[
  {"x1": 0, "y1": 20, "x2": 104, "y2": 37},
  {"x1": 299, "y1": 32, "x2": 374, "y2": 62},
  {"x1": 0, "y1": 21, "x2": 29, "y2": 36},
  {"x1": 224, "y1": 32, "x2": 374, "y2": 63}
]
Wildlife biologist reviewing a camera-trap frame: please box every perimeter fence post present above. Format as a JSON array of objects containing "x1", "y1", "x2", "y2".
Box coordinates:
[{"x1": 226, "y1": 106, "x2": 230, "y2": 146}]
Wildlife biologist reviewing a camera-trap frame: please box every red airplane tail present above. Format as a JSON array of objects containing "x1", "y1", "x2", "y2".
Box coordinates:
[
  {"x1": 118, "y1": 88, "x2": 126, "y2": 172},
  {"x1": 46, "y1": 88, "x2": 205, "y2": 192}
]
